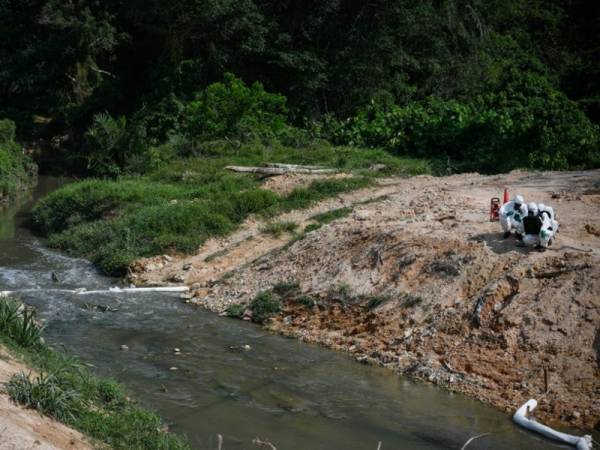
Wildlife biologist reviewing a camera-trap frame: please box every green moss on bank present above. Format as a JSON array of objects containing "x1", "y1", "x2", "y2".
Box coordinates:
[
  {"x1": 33, "y1": 141, "x2": 428, "y2": 275},
  {"x1": 0, "y1": 297, "x2": 189, "y2": 449}
]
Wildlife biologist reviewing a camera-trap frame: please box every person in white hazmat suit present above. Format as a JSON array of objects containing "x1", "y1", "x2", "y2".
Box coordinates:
[
  {"x1": 538, "y1": 203, "x2": 558, "y2": 247},
  {"x1": 499, "y1": 195, "x2": 528, "y2": 238},
  {"x1": 520, "y1": 202, "x2": 551, "y2": 249}
]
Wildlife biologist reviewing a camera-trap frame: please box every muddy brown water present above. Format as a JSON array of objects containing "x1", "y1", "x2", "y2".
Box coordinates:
[{"x1": 0, "y1": 177, "x2": 585, "y2": 449}]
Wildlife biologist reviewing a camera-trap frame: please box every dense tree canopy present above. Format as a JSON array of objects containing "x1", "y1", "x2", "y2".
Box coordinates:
[{"x1": 1, "y1": 0, "x2": 598, "y2": 172}]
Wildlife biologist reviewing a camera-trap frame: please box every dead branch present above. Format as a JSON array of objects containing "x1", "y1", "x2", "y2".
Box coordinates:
[
  {"x1": 461, "y1": 433, "x2": 490, "y2": 449},
  {"x1": 226, "y1": 165, "x2": 336, "y2": 175},
  {"x1": 217, "y1": 434, "x2": 223, "y2": 450},
  {"x1": 265, "y1": 162, "x2": 328, "y2": 170},
  {"x1": 252, "y1": 437, "x2": 277, "y2": 449}
]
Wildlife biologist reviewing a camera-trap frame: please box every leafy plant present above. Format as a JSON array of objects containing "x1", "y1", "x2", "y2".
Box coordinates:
[
  {"x1": 249, "y1": 291, "x2": 280, "y2": 324},
  {"x1": 225, "y1": 303, "x2": 245, "y2": 318}
]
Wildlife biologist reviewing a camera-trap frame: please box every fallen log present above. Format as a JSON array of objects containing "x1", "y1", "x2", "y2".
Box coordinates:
[
  {"x1": 265, "y1": 162, "x2": 327, "y2": 170},
  {"x1": 512, "y1": 399, "x2": 592, "y2": 449},
  {"x1": 225, "y1": 165, "x2": 336, "y2": 175}
]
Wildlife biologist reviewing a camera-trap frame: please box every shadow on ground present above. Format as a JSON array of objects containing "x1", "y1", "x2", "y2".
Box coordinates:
[{"x1": 470, "y1": 232, "x2": 529, "y2": 255}]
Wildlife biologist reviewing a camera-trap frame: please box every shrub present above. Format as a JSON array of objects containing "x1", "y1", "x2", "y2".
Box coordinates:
[
  {"x1": 250, "y1": 291, "x2": 280, "y2": 324},
  {"x1": 272, "y1": 280, "x2": 301, "y2": 297},
  {"x1": 225, "y1": 303, "x2": 246, "y2": 318},
  {"x1": 182, "y1": 73, "x2": 288, "y2": 144},
  {"x1": 85, "y1": 113, "x2": 128, "y2": 177},
  {"x1": 323, "y1": 71, "x2": 600, "y2": 173},
  {"x1": 311, "y1": 207, "x2": 353, "y2": 225},
  {"x1": 260, "y1": 221, "x2": 298, "y2": 237},
  {"x1": 0, "y1": 119, "x2": 35, "y2": 199}
]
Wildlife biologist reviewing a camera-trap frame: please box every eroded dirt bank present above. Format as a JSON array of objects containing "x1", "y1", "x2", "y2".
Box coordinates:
[{"x1": 132, "y1": 169, "x2": 600, "y2": 430}]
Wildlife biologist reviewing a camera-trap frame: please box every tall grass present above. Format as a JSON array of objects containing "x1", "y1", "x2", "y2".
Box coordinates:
[
  {"x1": 0, "y1": 297, "x2": 189, "y2": 449},
  {"x1": 33, "y1": 141, "x2": 429, "y2": 275}
]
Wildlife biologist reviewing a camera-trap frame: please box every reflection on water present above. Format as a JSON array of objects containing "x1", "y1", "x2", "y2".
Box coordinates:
[{"x1": 0, "y1": 178, "x2": 587, "y2": 450}]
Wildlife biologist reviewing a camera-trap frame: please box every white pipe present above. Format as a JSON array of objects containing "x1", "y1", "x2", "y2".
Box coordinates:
[
  {"x1": 513, "y1": 399, "x2": 592, "y2": 450},
  {"x1": 1, "y1": 286, "x2": 189, "y2": 297}
]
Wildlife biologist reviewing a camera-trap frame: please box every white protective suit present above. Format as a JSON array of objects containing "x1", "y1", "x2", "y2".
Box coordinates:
[
  {"x1": 500, "y1": 195, "x2": 528, "y2": 236},
  {"x1": 522, "y1": 202, "x2": 552, "y2": 247},
  {"x1": 538, "y1": 203, "x2": 558, "y2": 247}
]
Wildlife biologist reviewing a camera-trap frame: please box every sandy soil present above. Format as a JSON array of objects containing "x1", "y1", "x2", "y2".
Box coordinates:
[
  {"x1": 0, "y1": 346, "x2": 92, "y2": 450},
  {"x1": 131, "y1": 169, "x2": 600, "y2": 431}
]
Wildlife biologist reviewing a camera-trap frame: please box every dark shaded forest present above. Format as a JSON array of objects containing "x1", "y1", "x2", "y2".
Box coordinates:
[{"x1": 1, "y1": 0, "x2": 599, "y2": 174}]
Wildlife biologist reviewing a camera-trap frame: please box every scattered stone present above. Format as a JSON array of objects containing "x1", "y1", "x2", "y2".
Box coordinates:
[
  {"x1": 120, "y1": 345, "x2": 129, "y2": 351},
  {"x1": 162, "y1": 255, "x2": 172, "y2": 262},
  {"x1": 169, "y1": 366, "x2": 178, "y2": 371},
  {"x1": 243, "y1": 344, "x2": 251, "y2": 351},
  {"x1": 182, "y1": 263, "x2": 193, "y2": 271},
  {"x1": 170, "y1": 274, "x2": 185, "y2": 283}
]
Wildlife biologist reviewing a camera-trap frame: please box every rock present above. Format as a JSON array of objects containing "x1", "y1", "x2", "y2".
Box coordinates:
[
  {"x1": 573, "y1": 411, "x2": 581, "y2": 419},
  {"x1": 191, "y1": 282, "x2": 203, "y2": 290},
  {"x1": 170, "y1": 274, "x2": 185, "y2": 283},
  {"x1": 162, "y1": 255, "x2": 172, "y2": 262},
  {"x1": 243, "y1": 344, "x2": 251, "y2": 351},
  {"x1": 182, "y1": 263, "x2": 193, "y2": 271},
  {"x1": 120, "y1": 345, "x2": 129, "y2": 351},
  {"x1": 169, "y1": 366, "x2": 178, "y2": 371}
]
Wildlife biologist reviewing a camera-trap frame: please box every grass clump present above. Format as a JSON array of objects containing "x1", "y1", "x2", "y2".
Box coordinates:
[
  {"x1": 249, "y1": 291, "x2": 281, "y2": 324},
  {"x1": 363, "y1": 294, "x2": 392, "y2": 310},
  {"x1": 0, "y1": 297, "x2": 189, "y2": 449},
  {"x1": 400, "y1": 293, "x2": 423, "y2": 308},
  {"x1": 225, "y1": 303, "x2": 246, "y2": 318},
  {"x1": 310, "y1": 207, "x2": 353, "y2": 225},
  {"x1": 0, "y1": 298, "x2": 44, "y2": 348},
  {"x1": 272, "y1": 280, "x2": 301, "y2": 298},
  {"x1": 260, "y1": 220, "x2": 298, "y2": 237}
]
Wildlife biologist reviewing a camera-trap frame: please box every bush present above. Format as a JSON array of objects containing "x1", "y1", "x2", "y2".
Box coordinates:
[
  {"x1": 0, "y1": 119, "x2": 36, "y2": 199},
  {"x1": 260, "y1": 221, "x2": 298, "y2": 237},
  {"x1": 323, "y1": 71, "x2": 600, "y2": 173},
  {"x1": 250, "y1": 291, "x2": 280, "y2": 324},
  {"x1": 225, "y1": 303, "x2": 245, "y2": 318},
  {"x1": 85, "y1": 113, "x2": 128, "y2": 177},
  {"x1": 182, "y1": 73, "x2": 288, "y2": 144}
]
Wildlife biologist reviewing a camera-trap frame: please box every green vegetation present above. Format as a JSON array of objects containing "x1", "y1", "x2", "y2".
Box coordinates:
[
  {"x1": 260, "y1": 221, "x2": 298, "y2": 237},
  {"x1": 322, "y1": 73, "x2": 600, "y2": 172},
  {"x1": 32, "y1": 141, "x2": 412, "y2": 275},
  {"x1": 249, "y1": 291, "x2": 281, "y2": 324},
  {"x1": 225, "y1": 303, "x2": 246, "y2": 318},
  {"x1": 0, "y1": 298, "x2": 189, "y2": 449},
  {"x1": 400, "y1": 293, "x2": 423, "y2": 308},
  {"x1": 272, "y1": 280, "x2": 301, "y2": 298},
  {"x1": 2, "y1": 1, "x2": 599, "y2": 176},
  {"x1": 0, "y1": 119, "x2": 36, "y2": 202}
]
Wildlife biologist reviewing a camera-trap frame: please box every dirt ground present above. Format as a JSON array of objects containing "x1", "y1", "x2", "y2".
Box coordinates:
[
  {"x1": 0, "y1": 346, "x2": 92, "y2": 450},
  {"x1": 131, "y1": 169, "x2": 600, "y2": 431}
]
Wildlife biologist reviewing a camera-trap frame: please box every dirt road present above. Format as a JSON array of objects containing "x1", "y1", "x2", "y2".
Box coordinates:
[{"x1": 132, "y1": 169, "x2": 600, "y2": 430}]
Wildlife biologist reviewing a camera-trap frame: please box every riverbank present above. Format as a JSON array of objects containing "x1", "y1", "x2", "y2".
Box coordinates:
[
  {"x1": 0, "y1": 119, "x2": 37, "y2": 207},
  {"x1": 133, "y1": 169, "x2": 600, "y2": 432},
  {"x1": 0, "y1": 296, "x2": 190, "y2": 449}
]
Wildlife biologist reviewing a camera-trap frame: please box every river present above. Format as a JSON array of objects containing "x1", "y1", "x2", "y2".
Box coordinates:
[{"x1": 0, "y1": 177, "x2": 577, "y2": 449}]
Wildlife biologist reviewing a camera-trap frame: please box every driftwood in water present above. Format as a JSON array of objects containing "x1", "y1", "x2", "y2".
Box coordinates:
[{"x1": 225, "y1": 165, "x2": 336, "y2": 175}]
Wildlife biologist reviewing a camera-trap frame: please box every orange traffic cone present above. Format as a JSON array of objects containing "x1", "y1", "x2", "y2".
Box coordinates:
[{"x1": 503, "y1": 188, "x2": 509, "y2": 204}]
